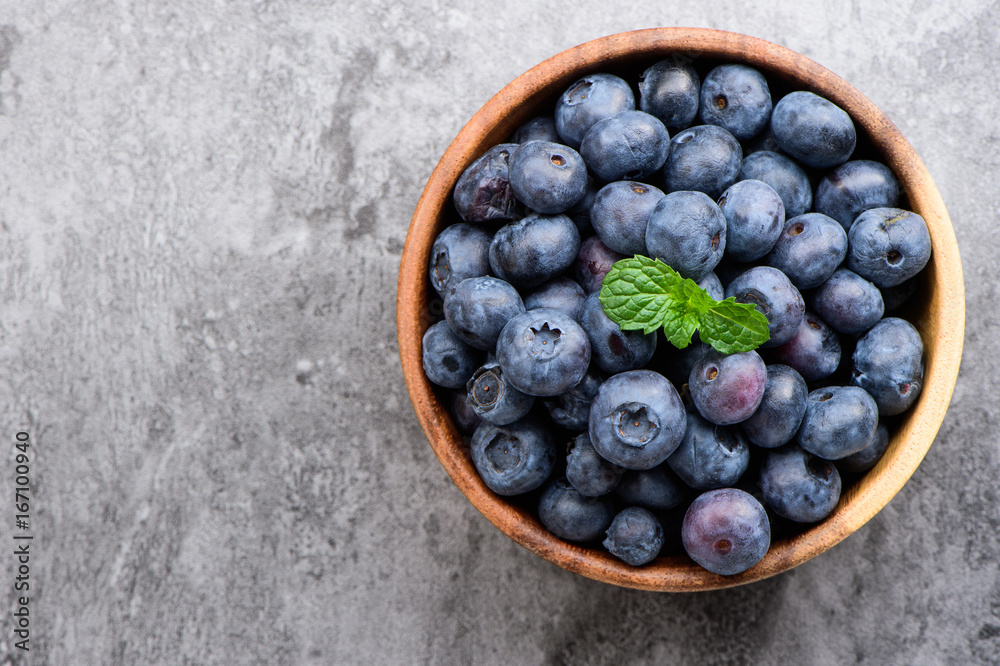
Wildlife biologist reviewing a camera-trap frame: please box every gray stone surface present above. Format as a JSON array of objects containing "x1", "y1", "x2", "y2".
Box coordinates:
[{"x1": 0, "y1": 1, "x2": 996, "y2": 664}]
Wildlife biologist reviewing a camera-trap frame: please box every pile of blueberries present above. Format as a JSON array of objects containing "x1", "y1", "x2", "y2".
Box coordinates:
[{"x1": 421, "y1": 57, "x2": 930, "y2": 576}]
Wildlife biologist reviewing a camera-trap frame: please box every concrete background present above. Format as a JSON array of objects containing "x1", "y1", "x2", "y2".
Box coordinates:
[{"x1": 0, "y1": 1, "x2": 996, "y2": 664}]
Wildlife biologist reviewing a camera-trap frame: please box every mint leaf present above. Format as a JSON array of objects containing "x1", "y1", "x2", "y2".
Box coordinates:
[
  {"x1": 599, "y1": 255, "x2": 770, "y2": 354},
  {"x1": 599, "y1": 256, "x2": 685, "y2": 335},
  {"x1": 699, "y1": 298, "x2": 771, "y2": 354},
  {"x1": 659, "y1": 303, "x2": 700, "y2": 349},
  {"x1": 658, "y1": 274, "x2": 713, "y2": 349}
]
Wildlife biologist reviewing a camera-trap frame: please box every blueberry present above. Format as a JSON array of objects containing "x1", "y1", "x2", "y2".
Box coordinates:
[
  {"x1": 578, "y1": 292, "x2": 657, "y2": 374},
  {"x1": 797, "y1": 386, "x2": 879, "y2": 460},
  {"x1": 740, "y1": 364, "x2": 808, "y2": 449},
  {"x1": 712, "y1": 258, "x2": 754, "y2": 291},
  {"x1": 554, "y1": 73, "x2": 636, "y2": 148},
  {"x1": 543, "y1": 369, "x2": 604, "y2": 431},
  {"x1": 638, "y1": 58, "x2": 700, "y2": 130},
  {"x1": 645, "y1": 190, "x2": 727, "y2": 281},
  {"x1": 614, "y1": 464, "x2": 692, "y2": 512},
  {"x1": 495, "y1": 308, "x2": 592, "y2": 397},
  {"x1": 580, "y1": 110, "x2": 671, "y2": 182},
  {"x1": 565, "y1": 431, "x2": 625, "y2": 497},
  {"x1": 771, "y1": 91, "x2": 856, "y2": 168},
  {"x1": 851, "y1": 317, "x2": 924, "y2": 415},
  {"x1": 739, "y1": 150, "x2": 813, "y2": 218},
  {"x1": 489, "y1": 213, "x2": 581, "y2": 289},
  {"x1": 697, "y1": 272, "x2": 725, "y2": 301},
  {"x1": 846, "y1": 207, "x2": 932, "y2": 289},
  {"x1": 589, "y1": 369, "x2": 687, "y2": 470},
  {"x1": 538, "y1": 477, "x2": 615, "y2": 541},
  {"x1": 688, "y1": 349, "x2": 767, "y2": 425},
  {"x1": 421, "y1": 319, "x2": 485, "y2": 389},
  {"x1": 765, "y1": 212, "x2": 849, "y2": 290},
  {"x1": 759, "y1": 445, "x2": 842, "y2": 523},
  {"x1": 566, "y1": 174, "x2": 600, "y2": 236},
  {"x1": 447, "y1": 389, "x2": 483, "y2": 435},
  {"x1": 429, "y1": 223, "x2": 493, "y2": 296},
  {"x1": 717, "y1": 179, "x2": 785, "y2": 262},
  {"x1": 574, "y1": 235, "x2": 625, "y2": 293},
  {"x1": 814, "y1": 160, "x2": 900, "y2": 231},
  {"x1": 603, "y1": 507, "x2": 664, "y2": 566},
  {"x1": 724, "y1": 265, "x2": 805, "y2": 347},
  {"x1": 732, "y1": 471, "x2": 767, "y2": 509},
  {"x1": 698, "y1": 64, "x2": 772, "y2": 141},
  {"x1": 443, "y1": 276, "x2": 525, "y2": 351},
  {"x1": 681, "y1": 487, "x2": 770, "y2": 576},
  {"x1": 742, "y1": 125, "x2": 782, "y2": 155},
  {"x1": 470, "y1": 416, "x2": 556, "y2": 496},
  {"x1": 667, "y1": 411, "x2": 750, "y2": 490},
  {"x1": 767, "y1": 312, "x2": 841, "y2": 383},
  {"x1": 466, "y1": 361, "x2": 535, "y2": 426},
  {"x1": 508, "y1": 140, "x2": 589, "y2": 214},
  {"x1": 652, "y1": 339, "x2": 709, "y2": 399},
  {"x1": 453, "y1": 143, "x2": 519, "y2": 223},
  {"x1": 836, "y1": 423, "x2": 890, "y2": 474},
  {"x1": 590, "y1": 180, "x2": 665, "y2": 256},
  {"x1": 512, "y1": 115, "x2": 560, "y2": 144},
  {"x1": 662, "y1": 124, "x2": 743, "y2": 198},
  {"x1": 811, "y1": 268, "x2": 884, "y2": 336},
  {"x1": 523, "y1": 277, "x2": 587, "y2": 321}
]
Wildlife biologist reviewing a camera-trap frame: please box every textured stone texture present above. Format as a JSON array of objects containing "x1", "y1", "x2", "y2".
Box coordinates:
[{"x1": 0, "y1": 1, "x2": 996, "y2": 664}]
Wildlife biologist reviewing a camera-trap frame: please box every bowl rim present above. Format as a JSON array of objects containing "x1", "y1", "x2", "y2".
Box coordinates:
[{"x1": 396, "y1": 27, "x2": 965, "y2": 592}]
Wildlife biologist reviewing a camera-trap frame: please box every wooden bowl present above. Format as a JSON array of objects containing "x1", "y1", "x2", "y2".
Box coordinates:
[{"x1": 396, "y1": 28, "x2": 965, "y2": 591}]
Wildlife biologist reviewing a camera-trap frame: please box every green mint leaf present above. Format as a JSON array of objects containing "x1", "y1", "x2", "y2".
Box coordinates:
[
  {"x1": 599, "y1": 256, "x2": 685, "y2": 335},
  {"x1": 599, "y1": 254, "x2": 771, "y2": 354},
  {"x1": 659, "y1": 304, "x2": 700, "y2": 349},
  {"x1": 658, "y1": 274, "x2": 714, "y2": 349},
  {"x1": 699, "y1": 298, "x2": 771, "y2": 354}
]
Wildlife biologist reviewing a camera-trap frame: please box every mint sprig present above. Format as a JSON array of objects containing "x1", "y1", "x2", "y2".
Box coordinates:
[{"x1": 599, "y1": 255, "x2": 770, "y2": 354}]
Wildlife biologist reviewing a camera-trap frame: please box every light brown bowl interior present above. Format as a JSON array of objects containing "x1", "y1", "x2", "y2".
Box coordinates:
[{"x1": 396, "y1": 28, "x2": 965, "y2": 591}]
